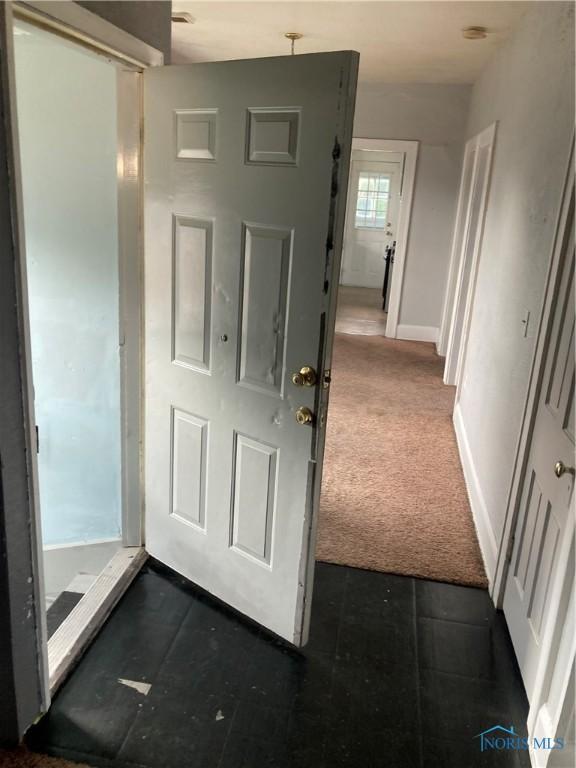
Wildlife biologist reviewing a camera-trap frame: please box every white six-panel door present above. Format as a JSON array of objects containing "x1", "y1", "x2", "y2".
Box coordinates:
[
  {"x1": 504, "y1": 212, "x2": 575, "y2": 701},
  {"x1": 143, "y1": 53, "x2": 357, "y2": 644}
]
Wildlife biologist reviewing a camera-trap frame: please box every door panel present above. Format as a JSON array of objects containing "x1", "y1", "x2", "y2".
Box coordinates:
[
  {"x1": 504, "y1": 212, "x2": 575, "y2": 700},
  {"x1": 144, "y1": 53, "x2": 358, "y2": 644},
  {"x1": 238, "y1": 224, "x2": 292, "y2": 395},
  {"x1": 172, "y1": 216, "x2": 212, "y2": 372}
]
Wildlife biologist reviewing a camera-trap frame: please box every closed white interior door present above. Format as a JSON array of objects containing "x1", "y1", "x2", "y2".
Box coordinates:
[
  {"x1": 144, "y1": 52, "x2": 357, "y2": 645},
  {"x1": 341, "y1": 152, "x2": 401, "y2": 288},
  {"x1": 503, "y1": 213, "x2": 575, "y2": 701}
]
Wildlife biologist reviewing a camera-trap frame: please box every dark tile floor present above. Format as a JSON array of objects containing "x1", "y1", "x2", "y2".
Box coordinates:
[{"x1": 29, "y1": 560, "x2": 530, "y2": 768}]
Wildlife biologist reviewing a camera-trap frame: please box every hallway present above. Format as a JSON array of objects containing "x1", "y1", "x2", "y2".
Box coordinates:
[
  {"x1": 317, "y1": 288, "x2": 487, "y2": 587},
  {"x1": 335, "y1": 286, "x2": 388, "y2": 335}
]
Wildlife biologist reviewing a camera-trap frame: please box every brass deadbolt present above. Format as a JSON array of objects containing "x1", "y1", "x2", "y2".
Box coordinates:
[
  {"x1": 295, "y1": 406, "x2": 314, "y2": 426},
  {"x1": 291, "y1": 366, "x2": 317, "y2": 387}
]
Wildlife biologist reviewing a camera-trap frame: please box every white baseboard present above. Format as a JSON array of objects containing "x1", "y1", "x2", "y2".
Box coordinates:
[
  {"x1": 453, "y1": 403, "x2": 498, "y2": 586},
  {"x1": 396, "y1": 324, "x2": 439, "y2": 343}
]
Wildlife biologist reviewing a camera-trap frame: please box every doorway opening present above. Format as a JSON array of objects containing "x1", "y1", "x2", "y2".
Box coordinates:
[
  {"x1": 316, "y1": 136, "x2": 488, "y2": 589},
  {"x1": 337, "y1": 138, "x2": 418, "y2": 339},
  {"x1": 12, "y1": 17, "x2": 144, "y2": 690},
  {"x1": 339, "y1": 148, "x2": 402, "y2": 337}
]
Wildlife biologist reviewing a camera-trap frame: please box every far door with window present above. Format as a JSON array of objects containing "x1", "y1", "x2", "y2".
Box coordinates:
[
  {"x1": 503, "y1": 205, "x2": 575, "y2": 702},
  {"x1": 341, "y1": 151, "x2": 401, "y2": 288},
  {"x1": 144, "y1": 52, "x2": 357, "y2": 646}
]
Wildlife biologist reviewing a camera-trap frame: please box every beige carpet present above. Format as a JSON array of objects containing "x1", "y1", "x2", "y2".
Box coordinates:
[
  {"x1": 316, "y1": 332, "x2": 488, "y2": 588},
  {"x1": 0, "y1": 748, "x2": 90, "y2": 768}
]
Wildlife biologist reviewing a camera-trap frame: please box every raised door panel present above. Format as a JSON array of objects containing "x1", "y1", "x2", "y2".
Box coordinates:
[
  {"x1": 172, "y1": 216, "x2": 212, "y2": 373},
  {"x1": 170, "y1": 408, "x2": 208, "y2": 532},
  {"x1": 230, "y1": 433, "x2": 277, "y2": 566},
  {"x1": 237, "y1": 224, "x2": 292, "y2": 396}
]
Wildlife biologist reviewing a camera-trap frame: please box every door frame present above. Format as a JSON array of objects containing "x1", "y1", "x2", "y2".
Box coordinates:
[
  {"x1": 437, "y1": 135, "x2": 476, "y2": 358},
  {"x1": 0, "y1": 0, "x2": 161, "y2": 734},
  {"x1": 441, "y1": 122, "x2": 496, "y2": 386},
  {"x1": 346, "y1": 138, "x2": 418, "y2": 338}
]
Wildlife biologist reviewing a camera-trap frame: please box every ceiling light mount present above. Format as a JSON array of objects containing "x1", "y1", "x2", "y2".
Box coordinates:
[
  {"x1": 285, "y1": 32, "x2": 303, "y2": 55},
  {"x1": 462, "y1": 26, "x2": 488, "y2": 40}
]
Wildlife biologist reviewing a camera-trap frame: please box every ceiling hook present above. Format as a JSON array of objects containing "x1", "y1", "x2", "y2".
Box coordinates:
[{"x1": 284, "y1": 32, "x2": 303, "y2": 56}]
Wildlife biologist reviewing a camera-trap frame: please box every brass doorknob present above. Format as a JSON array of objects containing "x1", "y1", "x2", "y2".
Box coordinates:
[
  {"x1": 291, "y1": 366, "x2": 317, "y2": 387},
  {"x1": 554, "y1": 461, "x2": 575, "y2": 478},
  {"x1": 295, "y1": 406, "x2": 314, "y2": 426}
]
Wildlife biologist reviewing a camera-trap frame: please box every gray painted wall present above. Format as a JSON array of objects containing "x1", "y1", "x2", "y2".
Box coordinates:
[
  {"x1": 353, "y1": 83, "x2": 471, "y2": 333},
  {"x1": 458, "y1": 2, "x2": 574, "y2": 551},
  {"x1": 76, "y1": 1, "x2": 172, "y2": 61}
]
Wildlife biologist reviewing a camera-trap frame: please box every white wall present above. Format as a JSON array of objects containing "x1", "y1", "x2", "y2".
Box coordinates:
[
  {"x1": 14, "y1": 22, "x2": 122, "y2": 547},
  {"x1": 353, "y1": 83, "x2": 470, "y2": 338},
  {"x1": 455, "y1": 2, "x2": 574, "y2": 576}
]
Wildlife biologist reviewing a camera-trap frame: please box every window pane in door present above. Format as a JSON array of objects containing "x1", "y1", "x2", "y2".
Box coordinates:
[{"x1": 354, "y1": 172, "x2": 390, "y2": 229}]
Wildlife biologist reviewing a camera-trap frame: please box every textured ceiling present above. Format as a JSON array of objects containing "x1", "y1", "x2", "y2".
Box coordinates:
[{"x1": 171, "y1": 1, "x2": 531, "y2": 83}]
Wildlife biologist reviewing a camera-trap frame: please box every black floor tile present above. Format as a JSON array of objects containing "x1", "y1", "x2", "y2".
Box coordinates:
[
  {"x1": 344, "y1": 568, "x2": 414, "y2": 621},
  {"x1": 71, "y1": 603, "x2": 184, "y2": 686},
  {"x1": 29, "y1": 564, "x2": 529, "y2": 768},
  {"x1": 114, "y1": 567, "x2": 194, "y2": 628},
  {"x1": 419, "y1": 669, "x2": 527, "y2": 744},
  {"x1": 416, "y1": 579, "x2": 493, "y2": 626},
  {"x1": 28, "y1": 670, "x2": 146, "y2": 760},
  {"x1": 118, "y1": 691, "x2": 236, "y2": 768},
  {"x1": 330, "y1": 653, "x2": 418, "y2": 719},
  {"x1": 219, "y1": 700, "x2": 330, "y2": 768},
  {"x1": 305, "y1": 562, "x2": 347, "y2": 655},
  {"x1": 337, "y1": 610, "x2": 417, "y2": 666},
  {"x1": 423, "y1": 737, "x2": 531, "y2": 768},
  {"x1": 46, "y1": 591, "x2": 83, "y2": 639},
  {"x1": 418, "y1": 617, "x2": 498, "y2": 680},
  {"x1": 322, "y1": 726, "x2": 420, "y2": 768}
]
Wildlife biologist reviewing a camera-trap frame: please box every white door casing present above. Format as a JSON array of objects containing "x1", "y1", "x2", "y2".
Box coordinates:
[
  {"x1": 341, "y1": 155, "x2": 401, "y2": 289},
  {"x1": 503, "y1": 200, "x2": 575, "y2": 703},
  {"x1": 144, "y1": 52, "x2": 358, "y2": 645},
  {"x1": 443, "y1": 123, "x2": 496, "y2": 387},
  {"x1": 437, "y1": 137, "x2": 477, "y2": 357}
]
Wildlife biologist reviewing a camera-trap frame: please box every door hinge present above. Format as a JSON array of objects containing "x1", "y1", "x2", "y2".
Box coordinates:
[{"x1": 35, "y1": 425, "x2": 39, "y2": 453}]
